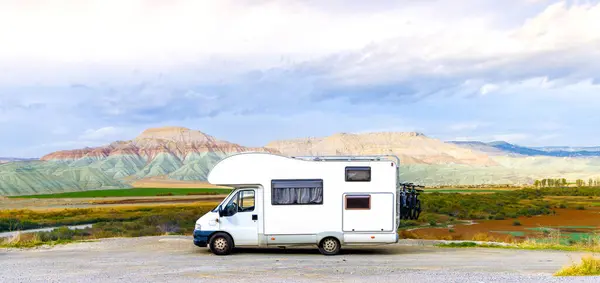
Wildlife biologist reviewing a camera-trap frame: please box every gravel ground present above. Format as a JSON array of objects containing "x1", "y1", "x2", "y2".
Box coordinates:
[{"x1": 1, "y1": 236, "x2": 598, "y2": 282}]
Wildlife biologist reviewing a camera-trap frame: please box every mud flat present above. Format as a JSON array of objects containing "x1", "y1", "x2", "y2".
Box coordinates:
[{"x1": 410, "y1": 208, "x2": 600, "y2": 242}]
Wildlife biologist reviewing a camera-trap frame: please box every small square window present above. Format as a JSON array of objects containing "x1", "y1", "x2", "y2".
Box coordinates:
[
  {"x1": 345, "y1": 166, "x2": 371, "y2": 182},
  {"x1": 345, "y1": 195, "x2": 371, "y2": 210}
]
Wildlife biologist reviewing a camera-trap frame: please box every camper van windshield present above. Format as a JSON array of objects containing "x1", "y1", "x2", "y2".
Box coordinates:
[{"x1": 211, "y1": 189, "x2": 237, "y2": 212}]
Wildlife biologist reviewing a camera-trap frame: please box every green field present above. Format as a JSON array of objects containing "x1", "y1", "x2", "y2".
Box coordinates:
[
  {"x1": 424, "y1": 189, "x2": 500, "y2": 193},
  {"x1": 9, "y1": 188, "x2": 233, "y2": 198}
]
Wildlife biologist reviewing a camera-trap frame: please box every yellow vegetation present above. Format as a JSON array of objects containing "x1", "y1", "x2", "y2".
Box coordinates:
[{"x1": 554, "y1": 255, "x2": 600, "y2": 276}]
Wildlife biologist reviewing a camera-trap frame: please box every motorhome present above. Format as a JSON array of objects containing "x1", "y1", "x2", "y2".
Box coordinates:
[{"x1": 193, "y1": 152, "x2": 400, "y2": 255}]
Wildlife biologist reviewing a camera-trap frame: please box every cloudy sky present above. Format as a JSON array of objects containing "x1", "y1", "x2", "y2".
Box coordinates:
[{"x1": 1, "y1": 0, "x2": 600, "y2": 157}]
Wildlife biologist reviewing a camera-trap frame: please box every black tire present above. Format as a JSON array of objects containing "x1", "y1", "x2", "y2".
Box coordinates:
[
  {"x1": 209, "y1": 233, "x2": 234, "y2": 256},
  {"x1": 318, "y1": 237, "x2": 341, "y2": 256}
]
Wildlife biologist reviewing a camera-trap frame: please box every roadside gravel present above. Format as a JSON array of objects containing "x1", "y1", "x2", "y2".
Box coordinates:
[{"x1": 1, "y1": 236, "x2": 597, "y2": 282}]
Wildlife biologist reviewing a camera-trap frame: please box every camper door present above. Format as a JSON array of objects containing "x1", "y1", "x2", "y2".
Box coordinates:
[{"x1": 219, "y1": 188, "x2": 261, "y2": 246}]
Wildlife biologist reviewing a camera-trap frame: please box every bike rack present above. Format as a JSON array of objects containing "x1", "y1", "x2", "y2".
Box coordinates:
[{"x1": 398, "y1": 182, "x2": 424, "y2": 221}]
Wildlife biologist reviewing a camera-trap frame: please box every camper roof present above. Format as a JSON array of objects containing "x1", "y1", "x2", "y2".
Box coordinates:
[
  {"x1": 291, "y1": 155, "x2": 399, "y2": 164},
  {"x1": 207, "y1": 152, "x2": 400, "y2": 187}
]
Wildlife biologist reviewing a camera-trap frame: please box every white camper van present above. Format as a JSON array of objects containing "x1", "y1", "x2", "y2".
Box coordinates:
[{"x1": 193, "y1": 152, "x2": 400, "y2": 255}]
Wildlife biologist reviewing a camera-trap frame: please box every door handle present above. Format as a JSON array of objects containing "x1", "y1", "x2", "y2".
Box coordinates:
[{"x1": 252, "y1": 214, "x2": 258, "y2": 221}]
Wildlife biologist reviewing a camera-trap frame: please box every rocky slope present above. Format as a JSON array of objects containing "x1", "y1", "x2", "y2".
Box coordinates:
[
  {"x1": 41, "y1": 126, "x2": 279, "y2": 181},
  {"x1": 2, "y1": 127, "x2": 600, "y2": 196},
  {"x1": 265, "y1": 132, "x2": 498, "y2": 166},
  {"x1": 42, "y1": 126, "x2": 275, "y2": 162},
  {"x1": 1, "y1": 127, "x2": 277, "y2": 196}
]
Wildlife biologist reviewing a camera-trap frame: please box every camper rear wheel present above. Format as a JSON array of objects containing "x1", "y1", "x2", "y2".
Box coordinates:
[
  {"x1": 318, "y1": 237, "x2": 341, "y2": 256},
  {"x1": 209, "y1": 233, "x2": 234, "y2": 256}
]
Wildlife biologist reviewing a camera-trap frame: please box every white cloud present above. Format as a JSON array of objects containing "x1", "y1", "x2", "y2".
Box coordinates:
[
  {"x1": 318, "y1": 1, "x2": 600, "y2": 87},
  {"x1": 537, "y1": 134, "x2": 560, "y2": 141},
  {"x1": 448, "y1": 121, "x2": 490, "y2": 132},
  {"x1": 2, "y1": 0, "x2": 600, "y2": 157},
  {"x1": 491, "y1": 134, "x2": 531, "y2": 142},
  {"x1": 4, "y1": 1, "x2": 599, "y2": 87},
  {"x1": 0, "y1": 0, "x2": 410, "y2": 69},
  {"x1": 451, "y1": 133, "x2": 531, "y2": 143},
  {"x1": 79, "y1": 126, "x2": 128, "y2": 141},
  {"x1": 479, "y1": 84, "x2": 500, "y2": 95},
  {"x1": 538, "y1": 122, "x2": 564, "y2": 131}
]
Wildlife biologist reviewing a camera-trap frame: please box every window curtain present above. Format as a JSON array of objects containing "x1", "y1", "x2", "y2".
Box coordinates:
[
  {"x1": 272, "y1": 187, "x2": 323, "y2": 204},
  {"x1": 272, "y1": 180, "x2": 323, "y2": 205}
]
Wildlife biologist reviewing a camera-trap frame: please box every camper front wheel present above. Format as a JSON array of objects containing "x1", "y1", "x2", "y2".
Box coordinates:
[
  {"x1": 318, "y1": 237, "x2": 341, "y2": 255},
  {"x1": 209, "y1": 233, "x2": 233, "y2": 256}
]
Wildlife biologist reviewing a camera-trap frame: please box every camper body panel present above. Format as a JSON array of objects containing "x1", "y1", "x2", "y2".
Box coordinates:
[{"x1": 342, "y1": 192, "x2": 395, "y2": 232}]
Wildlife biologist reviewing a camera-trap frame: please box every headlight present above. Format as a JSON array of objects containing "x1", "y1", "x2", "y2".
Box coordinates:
[{"x1": 195, "y1": 223, "x2": 201, "y2": 230}]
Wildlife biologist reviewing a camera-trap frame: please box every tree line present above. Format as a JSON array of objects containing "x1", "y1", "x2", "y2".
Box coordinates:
[{"x1": 533, "y1": 177, "x2": 600, "y2": 188}]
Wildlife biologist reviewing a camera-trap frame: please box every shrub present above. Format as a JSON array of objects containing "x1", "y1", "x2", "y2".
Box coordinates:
[
  {"x1": 493, "y1": 214, "x2": 505, "y2": 220},
  {"x1": 576, "y1": 205, "x2": 585, "y2": 210},
  {"x1": 398, "y1": 220, "x2": 419, "y2": 228},
  {"x1": 451, "y1": 234, "x2": 463, "y2": 240},
  {"x1": 472, "y1": 233, "x2": 495, "y2": 242},
  {"x1": 399, "y1": 230, "x2": 419, "y2": 239},
  {"x1": 437, "y1": 242, "x2": 477, "y2": 248},
  {"x1": 554, "y1": 255, "x2": 600, "y2": 276},
  {"x1": 436, "y1": 235, "x2": 453, "y2": 240},
  {"x1": 513, "y1": 220, "x2": 522, "y2": 226}
]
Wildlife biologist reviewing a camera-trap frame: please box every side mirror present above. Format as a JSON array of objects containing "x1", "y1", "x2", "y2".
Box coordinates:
[{"x1": 218, "y1": 205, "x2": 224, "y2": 217}]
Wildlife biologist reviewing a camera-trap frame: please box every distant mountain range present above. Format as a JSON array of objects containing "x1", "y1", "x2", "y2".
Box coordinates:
[
  {"x1": 0, "y1": 157, "x2": 38, "y2": 164},
  {"x1": 532, "y1": 146, "x2": 600, "y2": 153},
  {"x1": 1, "y1": 127, "x2": 600, "y2": 196},
  {"x1": 449, "y1": 141, "x2": 600, "y2": 157}
]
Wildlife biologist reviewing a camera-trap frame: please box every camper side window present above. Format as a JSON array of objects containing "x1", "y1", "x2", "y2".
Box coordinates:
[
  {"x1": 345, "y1": 195, "x2": 371, "y2": 210},
  {"x1": 271, "y1": 179, "x2": 323, "y2": 205},
  {"x1": 345, "y1": 166, "x2": 371, "y2": 182},
  {"x1": 238, "y1": 190, "x2": 255, "y2": 212}
]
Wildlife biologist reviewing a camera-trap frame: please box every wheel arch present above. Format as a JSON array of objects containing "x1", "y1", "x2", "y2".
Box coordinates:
[
  {"x1": 316, "y1": 232, "x2": 344, "y2": 245},
  {"x1": 209, "y1": 231, "x2": 235, "y2": 247}
]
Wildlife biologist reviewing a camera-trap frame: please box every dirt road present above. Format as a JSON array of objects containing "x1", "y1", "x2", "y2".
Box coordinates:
[{"x1": 1, "y1": 236, "x2": 596, "y2": 282}]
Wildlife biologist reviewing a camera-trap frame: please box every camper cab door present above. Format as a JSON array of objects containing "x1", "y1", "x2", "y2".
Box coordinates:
[{"x1": 219, "y1": 188, "x2": 261, "y2": 246}]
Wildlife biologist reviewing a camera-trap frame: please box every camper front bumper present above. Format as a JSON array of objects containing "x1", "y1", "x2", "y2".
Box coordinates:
[{"x1": 193, "y1": 230, "x2": 214, "y2": 247}]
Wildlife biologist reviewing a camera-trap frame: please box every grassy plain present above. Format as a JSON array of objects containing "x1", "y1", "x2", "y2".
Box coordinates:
[
  {"x1": 405, "y1": 187, "x2": 600, "y2": 252},
  {"x1": 0, "y1": 202, "x2": 218, "y2": 247},
  {"x1": 423, "y1": 189, "x2": 501, "y2": 193},
  {"x1": 3, "y1": 186, "x2": 600, "y2": 251},
  {"x1": 9, "y1": 188, "x2": 232, "y2": 199},
  {"x1": 0, "y1": 202, "x2": 219, "y2": 232}
]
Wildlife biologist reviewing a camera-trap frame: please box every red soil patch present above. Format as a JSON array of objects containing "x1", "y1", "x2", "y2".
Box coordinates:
[{"x1": 410, "y1": 208, "x2": 600, "y2": 242}]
